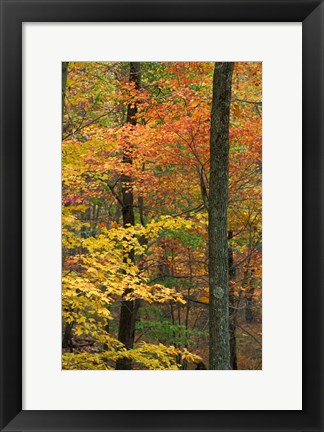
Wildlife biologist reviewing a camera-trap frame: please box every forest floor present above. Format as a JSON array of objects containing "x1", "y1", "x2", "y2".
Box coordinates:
[{"x1": 63, "y1": 320, "x2": 262, "y2": 370}]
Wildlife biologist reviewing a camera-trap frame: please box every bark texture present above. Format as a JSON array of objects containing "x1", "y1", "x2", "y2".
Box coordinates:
[
  {"x1": 116, "y1": 62, "x2": 141, "y2": 370},
  {"x1": 209, "y1": 62, "x2": 234, "y2": 370},
  {"x1": 62, "y1": 62, "x2": 69, "y2": 125},
  {"x1": 62, "y1": 62, "x2": 70, "y2": 351},
  {"x1": 228, "y1": 230, "x2": 238, "y2": 370},
  {"x1": 62, "y1": 321, "x2": 73, "y2": 352}
]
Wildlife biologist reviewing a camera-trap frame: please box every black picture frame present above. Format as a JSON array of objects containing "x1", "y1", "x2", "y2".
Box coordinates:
[{"x1": 0, "y1": 0, "x2": 323, "y2": 431}]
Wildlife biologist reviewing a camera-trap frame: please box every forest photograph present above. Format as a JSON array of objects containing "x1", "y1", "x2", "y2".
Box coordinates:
[{"x1": 62, "y1": 61, "x2": 262, "y2": 370}]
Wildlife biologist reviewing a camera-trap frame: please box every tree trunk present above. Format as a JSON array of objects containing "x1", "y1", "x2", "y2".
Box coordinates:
[
  {"x1": 116, "y1": 62, "x2": 141, "y2": 370},
  {"x1": 62, "y1": 321, "x2": 73, "y2": 352},
  {"x1": 228, "y1": 230, "x2": 238, "y2": 370},
  {"x1": 245, "y1": 269, "x2": 256, "y2": 323},
  {"x1": 62, "y1": 62, "x2": 69, "y2": 125},
  {"x1": 208, "y1": 62, "x2": 234, "y2": 370}
]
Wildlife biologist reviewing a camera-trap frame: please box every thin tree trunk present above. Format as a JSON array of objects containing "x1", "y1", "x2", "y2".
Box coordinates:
[
  {"x1": 62, "y1": 62, "x2": 69, "y2": 125},
  {"x1": 228, "y1": 230, "x2": 238, "y2": 370},
  {"x1": 245, "y1": 270, "x2": 256, "y2": 323},
  {"x1": 61, "y1": 59, "x2": 72, "y2": 351},
  {"x1": 116, "y1": 62, "x2": 141, "y2": 370},
  {"x1": 182, "y1": 252, "x2": 192, "y2": 370},
  {"x1": 208, "y1": 62, "x2": 234, "y2": 370},
  {"x1": 62, "y1": 321, "x2": 73, "y2": 352}
]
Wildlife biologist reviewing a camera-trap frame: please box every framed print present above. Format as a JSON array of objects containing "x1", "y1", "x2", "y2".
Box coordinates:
[{"x1": 0, "y1": 0, "x2": 323, "y2": 431}]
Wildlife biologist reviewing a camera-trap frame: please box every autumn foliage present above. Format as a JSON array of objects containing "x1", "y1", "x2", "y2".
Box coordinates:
[{"x1": 62, "y1": 62, "x2": 262, "y2": 370}]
